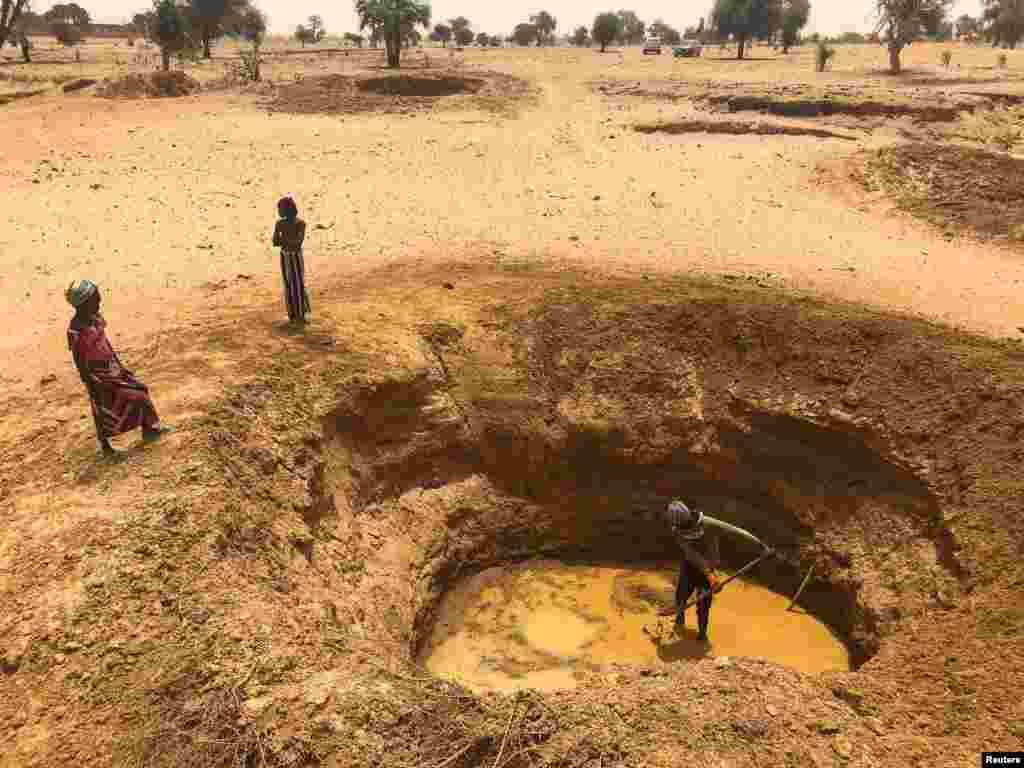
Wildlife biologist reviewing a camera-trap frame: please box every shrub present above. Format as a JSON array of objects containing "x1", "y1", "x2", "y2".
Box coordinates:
[
  {"x1": 941, "y1": 50, "x2": 952, "y2": 68},
  {"x1": 52, "y1": 22, "x2": 82, "y2": 46},
  {"x1": 238, "y1": 47, "x2": 260, "y2": 81},
  {"x1": 814, "y1": 40, "x2": 834, "y2": 72}
]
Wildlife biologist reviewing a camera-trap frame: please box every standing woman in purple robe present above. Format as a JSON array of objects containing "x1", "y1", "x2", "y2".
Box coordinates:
[{"x1": 272, "y1": 196, "x2": 310, "y2": 325}]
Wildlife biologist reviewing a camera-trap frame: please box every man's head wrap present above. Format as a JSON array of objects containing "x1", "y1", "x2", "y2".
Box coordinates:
[
  {"x1": 65, "y1": 279, "x2": 98, "y2": 308},
  {"x1": 666, "y1": 500, "x2": 704, "y2": 540}
]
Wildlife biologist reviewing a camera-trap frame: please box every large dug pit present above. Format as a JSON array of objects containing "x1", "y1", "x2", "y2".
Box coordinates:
[
  {"x1": 266, "y1": 69, "x2": 536, "y2": 116},
  {"x1": 305, "y1": 271, "x2": 987, "y2": 693},
  {"x1": 10, "y1": 266, "x2": 1023, "y2": 767}
]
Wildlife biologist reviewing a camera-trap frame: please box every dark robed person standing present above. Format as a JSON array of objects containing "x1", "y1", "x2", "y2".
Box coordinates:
[{"x1": 66, "y1": 279, "x2": 174, "y2": 455}]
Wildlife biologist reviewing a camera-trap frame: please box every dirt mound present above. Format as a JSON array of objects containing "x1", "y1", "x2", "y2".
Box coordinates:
[
  {"x1": 358, "y1": 74, "x2": 484, "y2": 97},
  {"x1": 267, "y1": 69, "x2": 535, "y2": 116},
  {"x1": 592, "y1": 78, "x2": 1018, "y2": 124},
  {"x1": 97, "y1": 71, "x2": 200, "y2": 99},
  {"x1": 634, "y1": 119, "x2": 858, "y2": 140},
  {"x1": 859, "y1": 142, "x2": 1024, "y2": 242}
]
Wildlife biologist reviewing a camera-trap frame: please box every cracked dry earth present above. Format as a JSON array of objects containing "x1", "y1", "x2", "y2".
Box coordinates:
[{"x1": 2, "y1": 261, "x2": 1023, "y2": 768}]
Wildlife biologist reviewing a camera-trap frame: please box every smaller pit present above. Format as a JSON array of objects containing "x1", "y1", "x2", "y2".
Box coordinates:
[
  {"x1": 634, "y1": 120, "x2": 858, "y2": 140},
  {"x1": 419, "y1": 560, "x2": 850, "y2": 694},
  {"x1": 357, "y1": 75, "x2": 484, "y2": 97}
]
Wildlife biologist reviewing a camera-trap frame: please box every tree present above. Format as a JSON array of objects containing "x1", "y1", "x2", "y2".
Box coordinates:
[
  {"x1": 431, "y1": 22, "x2": 449, "y2": 45},
  {"x1": 648, "y1": 19, "x2": 681, "y2": 44},
  {"x1": 45, "y1": 2, "x2": 89, "y2": 46},
  {"x1": 591, "y1": 11, "x2": 623, "y2": 51},
  {"x1": 190, "y1": 0, "x2": 248, "y2": 58},
  {"x1": 44, "y1": 2, "x2": 89, "y2": 29},
  {"x1": 955, "y1": 13, "x2": 977, "y2": 36},
  {"x1": 355, "y1": 0, "x2": 431, "y2": 68},
  {"x1": 448, "y1": 14, "x2": 469, "y2": 44},
  {"x1": 710, "y1": 0, "x2": 780, "y2": 58},
  {"x1": 875, "y1": 0, "x2": 953, "y2": 72},
  {"x1": 780, "y1": 0, "x2": 810, "y2": 51},
  {"x1": 570, "y1": 24, "x2": 589, "y2": 45},
  {"x1": 475, "y1": 30, "x2": 487, "y2": 45},
  {"x1": 982, "y1": 0, "x2": 1023, "y2": 48},
  {"x1": 5, "y1": 2, "x2": 33, "y2": 60},
  {"x1": 511, "y1": 22, "x2": 536, "y2": 45},
  {"x1": 343, "y1": 30, "x2": 364, "y2": 46},
  {"x1": 307, "y1": 13, "x2": 324, "y2": 42},
  {"x1": 530, "y1": 10, "x2": 556, "y2": 45},
  {"x1": 0, "y1": 0, "x2": 31, "y2": 51},
  {"x1": 488, "y1": 34, "x2": 501, "y2": 46},
  {"x1": 295, "y1": 24, "x2": 311, "y2": 45},
  {"x1": 615, "y1": 9, "x2": 644, "y2": 43},
  {"x1": 132, "y1": 11, "x2": 154, "y2": 37},
  {"x1": 454, "y1": 24, "x2": 473, "y2": 45},
  {"x1": 151, "y1": 0, "x2": 189, "y2": 69}
]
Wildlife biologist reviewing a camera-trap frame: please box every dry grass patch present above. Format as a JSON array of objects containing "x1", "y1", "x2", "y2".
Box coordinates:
[{"x1": 860, "y1": 142, "x2": 1024, "y2": 242}]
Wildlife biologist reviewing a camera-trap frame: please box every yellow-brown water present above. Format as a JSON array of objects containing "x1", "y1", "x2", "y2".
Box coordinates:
[{"x1": 420, "y1": 562, "x2": 850, "y2": 693}]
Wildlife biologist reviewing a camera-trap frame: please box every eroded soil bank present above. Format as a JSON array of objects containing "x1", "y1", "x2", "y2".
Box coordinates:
[{"x1": 1, "y1": 263, "x2": 1023, "y2": 767}]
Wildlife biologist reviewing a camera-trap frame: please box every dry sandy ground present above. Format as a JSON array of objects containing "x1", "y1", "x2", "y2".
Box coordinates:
[
  {"x1": 2, "y1": 43, "x2": 1024, "y2": 400},
  {"x1": 2, "y1": 41, "x2": 1024, "y2": 768}
]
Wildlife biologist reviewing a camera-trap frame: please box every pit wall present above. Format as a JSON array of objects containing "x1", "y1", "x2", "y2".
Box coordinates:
[{"x1": 310, "y1": 338, "x2": 959, "y2": 671}]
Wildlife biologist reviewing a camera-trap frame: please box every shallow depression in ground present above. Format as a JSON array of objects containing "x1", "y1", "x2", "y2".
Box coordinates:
[{"x1": 419, "y1": 561, "x2": 850, "y2": 693}]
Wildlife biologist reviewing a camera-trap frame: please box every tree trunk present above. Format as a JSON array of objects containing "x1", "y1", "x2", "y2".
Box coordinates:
[
  {"x1": 737, "y1": 35, "x2": 746, "y2": 59},
  {"x1": 203, "y1": 35, "x2": 211, "y2": 58},
  {"x1": 600, "y1": 41, "x2": 606, "y2": 52},
  {"x1": 888, "y1": 43, "x2": 901, "y2": 73},
  {"x1": 385, "y1": 31, "x2": 400, "y2": 67},
  {"x1": 20, "y1": 37, "x2": 31, "y2": 62},
  {"x1": 161, "y1": 49, "x2": 170, "y2": 70}
]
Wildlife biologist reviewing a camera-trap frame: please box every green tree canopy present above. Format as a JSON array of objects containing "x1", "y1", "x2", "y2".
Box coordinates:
[
  {"x1": 982, "y1": 0, "x2": 1023, "y2": 47},
  {"x1": 615, "y1": 9, "x2": 644, "y2": 43},
  {"x1": 530, "y1": 10, "x2": 556, "y2": 44},
  {"x1": 0, "y1": 0, "x2": 32, "y2": 52},
  {"x1": 356, "y1": 0, "x2": 431, "y2": 67},
  {"x1": 152, "y1": 0, "x2": 190, "y2": 69},
  {"x1": 189, "y1": 0, "x2": 247, "y2": 58},
  {"x1": 307, "y1": 13, "x2": 324, "y2": 41},
  {"x1": 710, "y1": 0, "x2": 780, "y2": 58},
  {"x1": 43, "y1": 2, "x2": 90, "y2": 29},
  {"x1": 780, "y1": 0, "x2": 810, "y2": 51},
  {"x1": 430, "y1": 22, "x2": 449, "y2": 45},
  {"x1": 875, "y1": 0, "x2": 953, "y2": 71},
  {"x1": 511, "y1": 21, "x2": 536, "y2": 45},
  {"x1": 453, "y1": 23, "x2": 473, "y2": 45},
  {"x1": 591, "y1": 11, "x2": 623, "y2": 50},
  {"x1": 648, "y1": 18, "x2": 681, "y2": 44}
]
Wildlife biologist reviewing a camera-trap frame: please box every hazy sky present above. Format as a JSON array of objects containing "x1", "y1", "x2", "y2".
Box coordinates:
[{"x1": 85, "y1": 0, "x2": 985, "y2": 38}]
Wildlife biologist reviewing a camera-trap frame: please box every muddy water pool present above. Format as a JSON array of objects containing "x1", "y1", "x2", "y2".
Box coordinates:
[{"x1": 420, "y1": 562, "x2": 850, "y2": 693}]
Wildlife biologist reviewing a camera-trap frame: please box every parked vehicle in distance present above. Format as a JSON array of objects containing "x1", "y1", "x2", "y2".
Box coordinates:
[
  {"x1": 642, "y1": 35, "x2": 662, "y2": 55},
  {"x1": 673, "y1": 40, "x2": 703, "y2": 58}
]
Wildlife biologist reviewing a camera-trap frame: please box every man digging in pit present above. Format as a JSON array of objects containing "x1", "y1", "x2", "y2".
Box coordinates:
[
  {"x1": 664, "y1": 500, "x2": 720, "y2": 643},
  {"x1": 663, "y1": 500, "x2": 773, "y2": 644}
]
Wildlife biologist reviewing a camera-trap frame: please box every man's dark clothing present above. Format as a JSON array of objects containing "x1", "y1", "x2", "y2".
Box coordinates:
[{"x1": 676, "y1": 553, "x2": 713, "y2": 638}]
